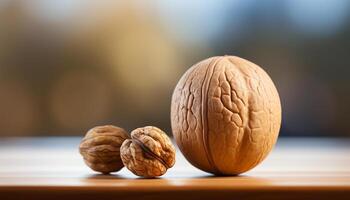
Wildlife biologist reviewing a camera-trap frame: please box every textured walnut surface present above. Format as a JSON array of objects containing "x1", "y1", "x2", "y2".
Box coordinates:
[
  {"x1": 79, "y1": 125, "x2": 130, "y2": 174},
  {"x1": 171, "y1": 56, "x2": 281, "y2": 175},
  {"x1": 121, "y1": 126, "x2": 175, "y2": 177}
]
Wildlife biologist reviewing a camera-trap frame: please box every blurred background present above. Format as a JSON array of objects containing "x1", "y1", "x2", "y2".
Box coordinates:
[{"x1": 0, "y1": 0, "x2": 349, "y2": 137}]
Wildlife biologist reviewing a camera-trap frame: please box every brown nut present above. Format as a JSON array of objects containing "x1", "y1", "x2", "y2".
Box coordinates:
[
  {"x1": 79, "y1": 125, "x2": 130, "y2": 174},
  {"x1": 171, "y1": 55, "x2": 281, "y2": 175},
  {"x1": 120, "y1": 126, "x2": 176, "y2": 177}
]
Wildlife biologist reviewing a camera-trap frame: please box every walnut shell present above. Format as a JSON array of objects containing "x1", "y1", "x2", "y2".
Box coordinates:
[
  {"x1": 171, "y1": 56, "x2": 281, "y2": 175},
  {"x1": 79, "y1": 125, "x2": 130, "y2": 174},
  {"x1": 120, "y1": 126, "x2": 176, "y2": 177}
]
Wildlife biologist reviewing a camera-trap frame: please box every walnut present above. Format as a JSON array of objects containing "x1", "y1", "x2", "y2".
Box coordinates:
[
  {"x1": 171, "y1": 55, "x2": 281, "y2": 175},
  {"x1": 120, "y1": 126, "x2": 176, "y2": 177},
  {"x1": 79, "y1": 125, "x2": 130, "y2": 174}
]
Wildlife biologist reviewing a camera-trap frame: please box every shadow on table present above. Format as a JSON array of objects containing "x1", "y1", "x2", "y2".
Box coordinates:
[
  {"x1": 84, "y1": 174, "x2": 127, "y2": 180},
  {"x1": 181, "y1": 174, "x2": 274, "y2": 185},
  {"x1": 83, "y1": 172, "x2": 273, "y2": 185}
]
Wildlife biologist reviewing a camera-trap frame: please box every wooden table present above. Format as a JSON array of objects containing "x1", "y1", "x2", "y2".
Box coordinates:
[{"x1": 0, "y1": 137, "x2": 349, "y2": 200}]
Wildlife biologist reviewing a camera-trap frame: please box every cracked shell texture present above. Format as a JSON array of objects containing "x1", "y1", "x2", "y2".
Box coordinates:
[
  {"x1": 120, "y1": 126, "x2": 176, "y2": 177},
  {"x1": 171, "y1": 56, "x2": 281, "y2": 175},
  {"x1": 79, "y1": 125, "x2": 130, "y2": 174}
]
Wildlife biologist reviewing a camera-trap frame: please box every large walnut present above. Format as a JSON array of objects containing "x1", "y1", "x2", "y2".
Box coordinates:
[
  {"x1": 171, "y1": 56, "x2": 281, "y2": 175},
  {"x1": 79, "y1": 125, "x2": 130, "y2": 174}
]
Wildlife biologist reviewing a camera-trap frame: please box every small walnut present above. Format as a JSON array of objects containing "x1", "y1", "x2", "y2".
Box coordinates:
[
  {"x1": 120, "y1": 126, "x2": 176, "y2": 177},
  {"x1": 79, "y1": 125, "x2": 130, "y2": 174}
]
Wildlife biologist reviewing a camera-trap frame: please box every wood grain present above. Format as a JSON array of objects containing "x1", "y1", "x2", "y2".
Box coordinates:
[{"x1": 0, "y1": 137, "x2": 349, "y2": 200}]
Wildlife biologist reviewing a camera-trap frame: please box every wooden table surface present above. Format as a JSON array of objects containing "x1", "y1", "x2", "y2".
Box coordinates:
[{"x1": 0, "y1": 137, "x2": 349, "y2": 200}]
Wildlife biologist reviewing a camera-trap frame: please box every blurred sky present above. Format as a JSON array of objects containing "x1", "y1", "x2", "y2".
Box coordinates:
[{"x1": 0, "y1": 0, "x2": 349, "y2": 137}]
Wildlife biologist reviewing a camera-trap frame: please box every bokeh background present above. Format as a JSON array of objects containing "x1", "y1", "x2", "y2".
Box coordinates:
[{"x1": 0, "y1": 0, "x2": 349, "y2": 137}]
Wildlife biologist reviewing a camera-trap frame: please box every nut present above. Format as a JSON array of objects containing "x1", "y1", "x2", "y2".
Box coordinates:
[
  {"x1": 171, "y1": 55, "x2": 281, "y2": 175},
  {"x1": 120, "y1": 126, "x2": 176, "y2": 177},
  {"x1": 79, "y1": 125, "x2": 130, "y2": 174}
]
